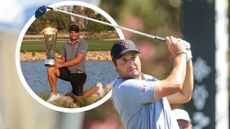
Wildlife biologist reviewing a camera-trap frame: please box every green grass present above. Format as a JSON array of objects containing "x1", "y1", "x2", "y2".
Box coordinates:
[{"x1": 20, "y1": 39, "x2": 116, "y2": 53}]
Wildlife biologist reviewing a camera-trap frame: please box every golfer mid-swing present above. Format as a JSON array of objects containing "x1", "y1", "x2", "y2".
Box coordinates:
[{"x1": 110, "y1": 36, "x2": 193, "y2": 129}]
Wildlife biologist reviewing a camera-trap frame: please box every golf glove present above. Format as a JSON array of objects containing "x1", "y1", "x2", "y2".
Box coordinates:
[
  {"x1": 177, "y1": 38, "x2": 190, "y2": 50},
  {"x1": 178, "y1": 38, "x2": 192, "y2": 61},
  {"x1": 186, "y1": 49, "x2": 192, "y2": 62},
  {"x1": 183, "y1": 40, "x2": 192, "y2": 61}
]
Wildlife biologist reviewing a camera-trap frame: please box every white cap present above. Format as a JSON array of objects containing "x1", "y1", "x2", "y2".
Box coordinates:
[{"x1": 172, "y1": 109, "x2": 191, "y2": 122}]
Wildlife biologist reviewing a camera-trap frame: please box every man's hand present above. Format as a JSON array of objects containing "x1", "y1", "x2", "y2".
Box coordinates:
[
  {"x1": 55, "y1": 56, "x2": 65, "y2": 63},
  {"x1": 55, "y1": 62, "x2": 64, "y2": 68},
  {"x1": 166, "y1": 36, "x2": 186, "y2": 56},
  {"x1": 180, "y1": 39, "x2": 191, "y2": 50},
  {"x1": 177, "y1": 38, "x2": 192, "y2": 62}
]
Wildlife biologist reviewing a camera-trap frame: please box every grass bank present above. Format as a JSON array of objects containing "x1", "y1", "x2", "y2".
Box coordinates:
[{"x1": 21, "y1": 39, "x2": 117, "y2": 53}]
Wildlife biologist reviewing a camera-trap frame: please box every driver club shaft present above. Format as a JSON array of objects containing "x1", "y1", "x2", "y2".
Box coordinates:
[{"x1": 47, "y1": 7, "x2": 165, "y2": 42}]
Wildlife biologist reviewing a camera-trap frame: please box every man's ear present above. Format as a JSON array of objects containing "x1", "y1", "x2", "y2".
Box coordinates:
[
  {"x1": 112, "y1": 58, "x2": 117, "y2": 67},
  {"x1": 138, "y1": 53, "x2": 141, "y2": 58}
]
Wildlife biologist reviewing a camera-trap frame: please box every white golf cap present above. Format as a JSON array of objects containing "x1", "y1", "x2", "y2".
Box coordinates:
[{"x1": 172, "y1": 109, "x2": 191, "y2": 122}]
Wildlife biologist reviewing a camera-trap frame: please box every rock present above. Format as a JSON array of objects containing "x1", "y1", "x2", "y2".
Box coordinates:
[
  {"x1": 20, "y1": 51, "x2": 112, "y2": 61},
  {"x1": 50, "y1": 96, "x2": 79, "y2": 108},
  {"x1": 47, "y1": 85, "x2": 112, "y2": 108}
]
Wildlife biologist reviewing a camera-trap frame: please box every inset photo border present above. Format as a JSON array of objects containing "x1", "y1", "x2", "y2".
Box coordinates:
[{"x1": 15, "y1": 1, "x2": 124, "y2": 113}]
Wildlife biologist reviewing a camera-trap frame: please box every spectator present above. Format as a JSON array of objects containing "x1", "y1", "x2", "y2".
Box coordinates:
[{"x1": 172, "y1": 109, "x2": 193, "y2": 129}]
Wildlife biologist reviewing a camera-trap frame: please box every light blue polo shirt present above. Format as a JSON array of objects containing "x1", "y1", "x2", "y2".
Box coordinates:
[{"x1": 111, "y1": 74, "x2": 179, "y2": 129}]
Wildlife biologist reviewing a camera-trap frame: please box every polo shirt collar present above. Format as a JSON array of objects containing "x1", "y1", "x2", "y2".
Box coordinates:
[{"x1": 68, "y1": 39, "x2": 79, "y2": 45}]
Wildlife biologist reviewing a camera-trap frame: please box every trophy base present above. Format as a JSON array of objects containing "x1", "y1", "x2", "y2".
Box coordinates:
[{"x1": 45, "y1": 59, "x2": 55, "y2": 67}]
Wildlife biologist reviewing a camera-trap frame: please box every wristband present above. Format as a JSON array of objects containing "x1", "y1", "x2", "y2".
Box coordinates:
[{"x1": 173, "y1": 51, "x2": 186, "y2": 60}]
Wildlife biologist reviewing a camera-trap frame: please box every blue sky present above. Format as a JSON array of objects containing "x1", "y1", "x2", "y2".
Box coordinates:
[{"x1": 0, "y1": 0, "x2": 100, "y2": 32}]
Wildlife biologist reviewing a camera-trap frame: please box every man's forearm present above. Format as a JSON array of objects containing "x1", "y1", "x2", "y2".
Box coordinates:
[
  {"x1": 166, "y1": 53, "x2": 187, "y2": 88},
  {"x1": 154, "y1": 53, "x2": 187, "y2": 100},
  {"x1": 166, "y1": 60, "x2": 193, "y2": 104},
  {"x1": 55, "y1": 56, "x2": 65, "y2": 63},
  {"x1": 180, "y1": 60, "x2": 193, "y2": 101}
]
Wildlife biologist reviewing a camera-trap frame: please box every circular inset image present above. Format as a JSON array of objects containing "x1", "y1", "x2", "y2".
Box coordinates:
[{"x1": 16, "y1": 1, "x2": 124, "y2": 113}]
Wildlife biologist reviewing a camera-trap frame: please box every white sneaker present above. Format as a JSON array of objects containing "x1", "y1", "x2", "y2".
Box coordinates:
[
  {"x1": 47, "y1": 93, "x2": 61, "y2": 102},
  {"x1": 96, "y1": 82, "x2": 104, "y2": 97}
]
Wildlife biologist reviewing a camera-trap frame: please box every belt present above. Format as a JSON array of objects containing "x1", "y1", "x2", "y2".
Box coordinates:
[{"x1": 69, "y1": 70, "x2": 84, "y2": 74}]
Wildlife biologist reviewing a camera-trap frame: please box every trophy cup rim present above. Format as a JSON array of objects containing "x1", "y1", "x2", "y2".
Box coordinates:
[{"x1": 41, "y1": 27, "x2": 58, "y2": 35}]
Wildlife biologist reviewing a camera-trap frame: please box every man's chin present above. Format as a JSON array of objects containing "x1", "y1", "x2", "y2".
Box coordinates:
[
  {"x1": 71, "y1": 38, "x2": 77, "y2": 41},
  {"x1": 128, "y1": 73, "x2": 140, "y2": 79}
]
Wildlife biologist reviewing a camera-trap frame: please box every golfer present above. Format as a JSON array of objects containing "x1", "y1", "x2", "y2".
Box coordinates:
[
  {"x1": 110, "y1": 36, "x2": 193, "y2": 129},
  {"x1": 47, "y1": 24, "x2": 88, "y2": 102}
]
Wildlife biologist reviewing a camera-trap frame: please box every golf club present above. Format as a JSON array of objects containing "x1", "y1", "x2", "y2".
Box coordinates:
[{"x1": 35, "y1": 5, "x2": 166, "y2": 42}]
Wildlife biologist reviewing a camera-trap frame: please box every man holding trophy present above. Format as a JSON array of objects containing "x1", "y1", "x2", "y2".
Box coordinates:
[{"x1": 46, "y1": 24, "x2": 89, "y2": 102}]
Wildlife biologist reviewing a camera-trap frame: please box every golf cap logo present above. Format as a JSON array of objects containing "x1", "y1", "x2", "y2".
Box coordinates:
[{"x1": 120, "y1": 40, "x2": 128, "y2": 49}]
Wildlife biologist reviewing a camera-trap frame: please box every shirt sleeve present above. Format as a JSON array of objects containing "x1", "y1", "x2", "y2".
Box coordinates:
[
  {"x1": 77, "y1": 40, "x2": 88, "y2": 55},
  {"x1": 118, "y1": 79, "x2": 155, "y2": 105}
]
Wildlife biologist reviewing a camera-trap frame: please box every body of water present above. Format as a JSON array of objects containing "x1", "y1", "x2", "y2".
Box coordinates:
[{"x1": 21, "y1": 61, "x2": 118, "y2": 96}]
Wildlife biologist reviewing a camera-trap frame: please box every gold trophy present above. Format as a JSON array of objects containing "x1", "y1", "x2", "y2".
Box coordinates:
[{"x1": 42, "y1": 27, "x2": 58, "y2": 66}]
